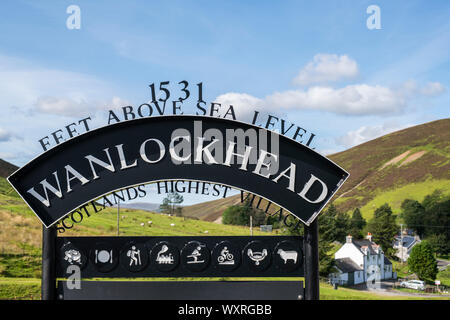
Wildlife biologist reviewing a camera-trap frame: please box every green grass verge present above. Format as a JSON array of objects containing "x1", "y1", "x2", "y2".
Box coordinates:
[
  {"x1": 0, "y1": 278, "x2": 40, "y2": 300},
  {"x1": 437, "y1": 267, "x2": 450, "y2": 287},
  {"x1": 319, "y1": 283, "x2": 448, "y2": 300}
]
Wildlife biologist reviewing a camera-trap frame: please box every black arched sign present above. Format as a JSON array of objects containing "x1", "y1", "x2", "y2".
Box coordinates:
[{"x1": 8, "y1": 116, "x2": 348, "y2": 228}]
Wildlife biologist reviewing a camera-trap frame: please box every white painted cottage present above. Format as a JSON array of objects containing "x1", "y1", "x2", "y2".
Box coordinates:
[{"x1": 329, "y1": 233, "x2": 395, "y2": 286}]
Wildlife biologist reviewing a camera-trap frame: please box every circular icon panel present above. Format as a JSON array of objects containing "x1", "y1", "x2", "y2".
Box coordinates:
[
  {"x1": 243, "y1": 241, "x2": 271, "y2": 271},
  {"x1": 60, "y1": 242, "x2": 87, "y2": 270},
  {"x1": 273, "y1": 241, "x2": 302, "y2": 272},
  {"x1": 120, "y1": 242, "x2": 149, "y2": 272},
  {"x1": 150, "y1": 241, "x2": 180, "y2": 272},
  {"x1": 181, "y1": 241, "x2": 210, "y2": 272},
  {"x1": 90, "y1": 243, "x2": 118, "y2": 273},
  {"x1": 212, "y1": 241, "x2": 241, "y2": 272}
]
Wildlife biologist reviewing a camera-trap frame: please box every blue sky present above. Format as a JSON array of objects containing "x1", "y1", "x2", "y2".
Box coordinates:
[{"x1": 0, "y1": 0, "x2": 449, "y2": 204}]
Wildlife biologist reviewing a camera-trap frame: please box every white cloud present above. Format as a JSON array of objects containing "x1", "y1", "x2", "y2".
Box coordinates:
[
  {"x1": 400, "y1": 80, "x2": 446, "y2": 98},
  {"x1": 265, "y1": 84, "x2": 406, "y2": 115},
  {"x1": 0, "y1": 54, "x2": 128, "y2": 118},
  {"x1": 335, "y1": 122, "x2": 412, "y2": 148},
  {"x1": 419, "y1": 82, "x2": 445, "y2": 96},
  {"x1": 214, "y1": 92, "x2": 265, "y2": 121},
  {"x1": 216, "y1": 81, "x2": 444, "y2": 118},
  {"x1": 293, "y1": 54, "x2": 359, "y2": 86},
  {"x1": 34, "y1": 97, "x2": 90, "y2": 117},
  {"x1": 34, "y1": 96, "x2": 129, "y2": 117}
]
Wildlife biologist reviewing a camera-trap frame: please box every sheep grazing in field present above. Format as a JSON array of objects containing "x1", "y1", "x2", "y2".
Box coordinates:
[{"x1": 277, "y1": 249, "x2": 298, "y2": 264}]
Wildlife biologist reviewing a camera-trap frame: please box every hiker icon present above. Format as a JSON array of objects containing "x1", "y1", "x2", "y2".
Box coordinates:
[
  {"x1": 127, "y1": 245, "x2": 142, "y2": 266},
  {"x1": 120, "y1": 243, "x2": 148, "y2": 272}
]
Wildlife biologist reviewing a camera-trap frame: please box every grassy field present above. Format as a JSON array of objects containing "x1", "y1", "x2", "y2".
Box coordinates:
[
  {"x1": 61, "y1": 206, "x2": 275, "y2": 237},
  {"x1": 320, "y1": 283, "x2": 448, "y2": 300}
]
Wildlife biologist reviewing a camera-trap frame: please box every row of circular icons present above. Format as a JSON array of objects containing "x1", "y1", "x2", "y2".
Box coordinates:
[{"x1": 61, "y1": 240, "x2": 302, "y2": 273}]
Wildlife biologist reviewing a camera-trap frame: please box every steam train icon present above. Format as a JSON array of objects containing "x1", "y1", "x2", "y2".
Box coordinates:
[{"x1": 247, "y1": 248, "x2": 268, "y2": 265}]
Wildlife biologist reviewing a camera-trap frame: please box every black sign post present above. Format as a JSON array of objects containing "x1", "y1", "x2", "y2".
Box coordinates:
[
  {"x1": 41, "y1": 226, "x2": 56, "y2": 300},
  {"x1": 304, "y1": 220, "x2": 319, "y2": 300}
]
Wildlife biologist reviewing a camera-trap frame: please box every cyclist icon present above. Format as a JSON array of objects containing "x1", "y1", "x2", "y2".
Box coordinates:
[{"x1": 218, "y1": 246, "x2": 234, "y2": 265}]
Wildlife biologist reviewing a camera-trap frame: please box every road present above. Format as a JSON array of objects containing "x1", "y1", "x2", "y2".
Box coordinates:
[
  {"x1": 437, "y1": 259, "x2": 449, "y2": 271},
  {"x1": 351, "y1": 280, "x2": 450, "y2": 298}
]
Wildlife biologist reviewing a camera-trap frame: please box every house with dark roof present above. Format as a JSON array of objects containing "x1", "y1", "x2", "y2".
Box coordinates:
[
  {"x1": 393, "y1": 234, "x2": 421, "y2": 262},
  {"x1": 329, "y1": 233, "x2": 395, "y2": 286}
]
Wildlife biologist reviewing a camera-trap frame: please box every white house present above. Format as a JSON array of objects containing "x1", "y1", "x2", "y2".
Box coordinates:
[
  {"x1": 329, "y1": 233, "x2": 395, "y2": 286},
  {"x1": 393, "y1": 233, "x2": 421, "y2": 262}
]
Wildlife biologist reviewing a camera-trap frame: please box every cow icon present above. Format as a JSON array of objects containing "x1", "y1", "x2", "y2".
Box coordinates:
[{"x1": 277, "y1": 249, "x2": 298, "y2": 264}]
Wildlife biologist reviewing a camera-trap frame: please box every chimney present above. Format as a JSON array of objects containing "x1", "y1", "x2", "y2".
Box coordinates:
[
  {"x1": 366, "y1": 232, "x2": 372, "y2": 242},
  {"x1": 346, "y1": 234, "x2": 353, "y2": 243}
]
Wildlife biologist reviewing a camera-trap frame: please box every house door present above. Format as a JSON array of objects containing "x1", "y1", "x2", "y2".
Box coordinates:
[{"x1": 348, "y1": 272, "x2": 354, "y2": 286}]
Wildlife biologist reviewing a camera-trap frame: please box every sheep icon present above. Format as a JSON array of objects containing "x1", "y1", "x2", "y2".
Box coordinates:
[{"x1": 277, "y1": 249, "x2": 298, "y2": 264}]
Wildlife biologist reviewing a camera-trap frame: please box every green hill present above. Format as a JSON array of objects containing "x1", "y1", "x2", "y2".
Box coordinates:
[
  {"x1": 181, "y1": 194, "x2": 242, "y2": 222},
  {"x1": 182, "y1": 119, "x2": 450, "y2": 221}
]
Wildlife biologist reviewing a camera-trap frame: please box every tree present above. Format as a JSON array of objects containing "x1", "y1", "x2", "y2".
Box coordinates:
[
  {"x1": 318, "y1": 204, "x2": 350, "y2": 243},
  {"x1": 318, "y1": 240, "x2": 335, "y2": 277},
  {"x1": 400, "y1": 199, "x2": 425, "y2": 237},
  {"x1": 408, "y1": 241, "x2": 438, "y2": 281},
  {"x1": 159, "y1": 192, "x2": 184, "y2": 216},
  {"x1": 287, "y1": 214, "x2": 332, "y2": 277},
  {"x1": 400, "y1": 190, "x2": 450, "y2": 255},
  {"x1": 427, "y1": 234, "x2": 448, "y2": 256},
  {"x1": 423, "y1": 194, "x2": 450, "y2": 252},
  {"x1": 422, "y1": 189, "x2": 443, "y2": 212},
  {"x1": 222, "y1": 199, "x2": 266, "y2": 226},
  {"x1": 318, "y1": 204, "x2": 338, "y2": 242},
  {"x1": 349, "y1": 208, "x2": 366, "y2": 239},
  {"x1": 334, "y1": 211, "x2": 351, "y2": 243},
  {"x1": 367, "y1": 204, "x2": 397, "y2": 257}
]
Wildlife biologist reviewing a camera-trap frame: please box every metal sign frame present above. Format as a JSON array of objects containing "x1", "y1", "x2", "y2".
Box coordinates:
[{"x1": 10, "y1": 116, "x2": 349, "y2": 300}]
